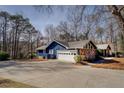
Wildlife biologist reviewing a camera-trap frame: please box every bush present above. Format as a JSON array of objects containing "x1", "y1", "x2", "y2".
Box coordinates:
[
  {"x1": 28, "y1": 53, "x2": 37, "y2": 59},
  {"x1": 0, "y1": 51, "x2": 9, "y2": 61},
  {"x1": 74, "y1": 55, "x2": 82, "y2": 63},
  {"x1": 94, "y1": 55, "x2": 104, "y2": 61},
  {"x1": 96, "y1": 49, "x2": 102, "y2": 56},
  {"x1": 116, "y1": 51, "x2": 124, "y2": 57},
  {"x1": 81, "y1": 55, "x2": 87, "y2": 61}
]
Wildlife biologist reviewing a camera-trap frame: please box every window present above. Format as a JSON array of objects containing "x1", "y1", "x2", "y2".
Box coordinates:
[
  {"x1": 74, "y1": 53, "x2": 76, "y2": 55},
  {"x1": 49, "y1": 50, "x2": 54, "y2": 54}
]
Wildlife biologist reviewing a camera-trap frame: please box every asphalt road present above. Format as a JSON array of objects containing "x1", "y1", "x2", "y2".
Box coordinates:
[{"x1": 0, "y1": 60, "x2": 124, "y2": 88}]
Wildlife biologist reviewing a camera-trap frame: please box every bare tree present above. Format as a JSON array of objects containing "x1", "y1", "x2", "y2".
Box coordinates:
[
  {"x1": 108, "y1": 5, "x2": 124, "y2": 37},
  {"x1": 96, "y1": 27, "x2": 104, "y2": 44},
  {"x1": 56, "y1": 21, "x2": 73, "y2": 41},
  {"x1": 67, "y1": 6, "x2": 86, "y2": 41},
  {"x1": 44, "y1": 24, "x2": 57, "y2": 42},
  {"x1": 0, "y1": 11, "x2": 10, "y2": 52},
  {"x1": 10, "y1": 15, "x2": 30, "y2": 58}
]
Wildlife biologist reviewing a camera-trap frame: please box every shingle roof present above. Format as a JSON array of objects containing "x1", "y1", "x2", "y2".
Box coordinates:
[
  {"x1": 68, "y1": 40, "x2": 90, "y2": 48},
  {"x1": 55, "y1": 40, "x2": 69, "y2": 48},
  {"x1": 96, "y1": 44, "x2": 110, "y2": 49},
  {"x1": 36, "y1": 45, "x2": 47, "y2": 50},
  {"x1": 36, "y1": 40, "x2": 95, "y2": 50}
]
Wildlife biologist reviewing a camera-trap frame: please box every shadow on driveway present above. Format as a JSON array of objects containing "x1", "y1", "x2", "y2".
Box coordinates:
[{"x1": 0, "y1": 61, "x2": 17, "y2": 68}]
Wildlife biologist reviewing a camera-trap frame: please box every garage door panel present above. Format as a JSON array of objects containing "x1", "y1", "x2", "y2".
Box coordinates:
[{"x1": 57, "y1": 50, "x2": 78, "y2": 63}]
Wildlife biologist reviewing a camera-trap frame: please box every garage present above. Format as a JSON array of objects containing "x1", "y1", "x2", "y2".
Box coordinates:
[{"x1": 57, "y1": 50, "x2": 78, "y2": 63}]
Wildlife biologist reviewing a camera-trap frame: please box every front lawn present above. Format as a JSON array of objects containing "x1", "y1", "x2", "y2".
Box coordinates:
[
  {"x1": 90, "y1": 58, "x2": 124, "y2": 70},
  {"x1": 0, "y1": 78, "x2": 33, "y2": 88}
]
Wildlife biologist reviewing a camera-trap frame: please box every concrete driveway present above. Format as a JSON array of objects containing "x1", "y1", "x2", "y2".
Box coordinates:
[{"x1": 0, "y1": 60, "x2": 124, "y2": 88}]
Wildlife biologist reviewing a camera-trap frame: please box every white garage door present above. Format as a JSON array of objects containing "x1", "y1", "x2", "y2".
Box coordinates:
[{"x1": 57, "y1": 50, "x2": 78, "y2": 63}]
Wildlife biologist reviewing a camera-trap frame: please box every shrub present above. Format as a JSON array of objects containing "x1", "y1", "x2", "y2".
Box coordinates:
[
  {"x1": 0, "y1": 51, "x2": 9, "y2": 61},
  {"x1": 28, "y1": 53, "x2": 37, "y2": 59},
  {"x1": 74, "y1": 55, "x2": 82, "y2": 63},
  {"x1": 96, "y1": 49, "x2": 102, "y2": 56},
  {"x1": 94, "y1": 55, "x2": 104, "y2": 61},
  {"x1": 81, "y1": 55, "x2": 87, "y2": 61},
  {"x1": 116, "y1": 51, "x2": 124, "y2": 57}
]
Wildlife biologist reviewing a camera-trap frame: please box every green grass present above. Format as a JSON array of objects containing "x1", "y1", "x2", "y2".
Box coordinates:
[{"x1": 0, "y1": 78, "x2": 34, "y2": 88}]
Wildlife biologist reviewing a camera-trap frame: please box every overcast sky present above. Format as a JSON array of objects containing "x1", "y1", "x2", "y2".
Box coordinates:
[{"x1": 0, "y1": 5, "x2": 67, "y2": 35}]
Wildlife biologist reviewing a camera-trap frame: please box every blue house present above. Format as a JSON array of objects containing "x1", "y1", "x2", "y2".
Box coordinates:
[
  {"x1": 36, "y1": 40, "x2": 68, "y2": 59},
  {"x1": 36, "y1": 40, "x2": 97, "y2": 61}
]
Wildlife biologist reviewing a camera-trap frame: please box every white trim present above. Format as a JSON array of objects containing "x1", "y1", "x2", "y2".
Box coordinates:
[{"x1": 49, "y1": 49, "x2": 54, "y2": 54}]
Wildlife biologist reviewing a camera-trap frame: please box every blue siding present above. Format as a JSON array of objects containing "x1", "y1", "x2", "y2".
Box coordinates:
[
  {"x1": 46, "y1": 41, "x2": 66, "y2": 55},
  {"x1": 37, "y1": 52, "x2": 47, "y2": 56},
  {"x1": 37, "y1": 50, "x2": 47, "y2": 58},
  {"x1": 37, "y1": 41, "x2": 66, "y2": 59}
]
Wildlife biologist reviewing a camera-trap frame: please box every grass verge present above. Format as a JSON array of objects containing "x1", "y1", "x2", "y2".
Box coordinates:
[{"x1": 0, "y1": 78, "x2": 34, "y2": 88}]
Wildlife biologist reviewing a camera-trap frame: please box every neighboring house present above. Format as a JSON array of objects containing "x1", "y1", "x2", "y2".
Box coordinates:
[
  {"x1": 96, "y1": 44, "x2": 111, "y2": 56},
  {"x1": 36, "y1": 40, "x2": 97, "y2": 63}
]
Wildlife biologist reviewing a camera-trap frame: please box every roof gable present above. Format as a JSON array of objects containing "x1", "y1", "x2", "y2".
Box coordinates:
[
  {"x1": 36, "y1": 45, "x2": 47, "y2": 50},
  {"x1": 55, "y1": 40, "x2": 69, "y2": 48},
  {"x1": 68, "y1": 40, "x2": 96, "y2": 49},
  {"x1": 96, "y1": 44, "x2": 111, "y2": 50},
  {"x1": 46, "y1": 41, "x2": 68, "y2": 49},
  {"x1": 68, "y1": 40, "x2": 88, "y2": 48}
]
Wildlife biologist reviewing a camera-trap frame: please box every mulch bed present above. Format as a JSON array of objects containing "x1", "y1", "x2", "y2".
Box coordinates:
[{"x1": 89, "y1": 58, "x2": 124, "y2": 70}]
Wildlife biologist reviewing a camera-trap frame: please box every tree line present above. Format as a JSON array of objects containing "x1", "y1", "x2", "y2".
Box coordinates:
[
  {"x1": 0, "y1": 5, "x2": 124, "y2": 59},
  {"x1": 0, "y1": 11, "x2": 43, "y2": 59},
  {"x1": 42, "y1": 5, "x2": 124, "y2": 52}
]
